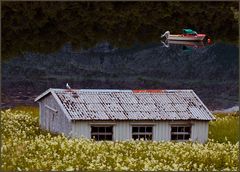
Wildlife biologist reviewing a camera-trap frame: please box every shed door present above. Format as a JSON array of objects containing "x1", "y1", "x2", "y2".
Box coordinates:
[{"x1": 45, "y1": 109, "x2": 54, "y2": 131}]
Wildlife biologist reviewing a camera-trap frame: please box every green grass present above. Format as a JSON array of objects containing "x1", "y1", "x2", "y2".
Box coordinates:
[
  {"x1": 11, "y1": 105, "x2": 39, "y2": 118},
  {"x1": 209, "y1": 113, "x2": 239, "y2": 143}
]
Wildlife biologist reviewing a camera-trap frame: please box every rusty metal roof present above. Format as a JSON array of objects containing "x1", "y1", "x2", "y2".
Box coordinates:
[{"x1": 35, "y1": 88, "x2": 215, "y2": 121}]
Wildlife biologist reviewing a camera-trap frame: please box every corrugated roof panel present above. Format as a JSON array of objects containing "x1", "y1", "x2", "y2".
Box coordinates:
[
  {"x1": 121, "y1": 94, "x2": 139, "y2": 103},
  {"x1": 176, "y1": 91, "x2": 193, "y2": 98},
  {"x1": 173, "y1": 103, "x2": 188, "y2": 112},
  {"x1": 98, "y1": 94, "x2": 120, "y2": 103},
  {"x1": 125, "y1": 111, "x2": 149, "y2": 120},
  {"x1": 103, "y1": 103, "x2": 124, "y2": 112},
  {"x1": 188, "y1": 107, "x2": 202, "y2": 119},
  {"x1": 140, "y1": 111, "x2": 156, "y2": 120},
  {"x1": 177, "y1": 112, "x2": 191, "y2": 120},
  {"x1": 73, "y1": 103, "x2": 88, "y2": 112},
  {"x1": 150, "y1": 111, "x2": 170, "y2": 120},
  {"x1": 166, "y1": 112, "x2": 181, "y2": 120},
  {"x1": 87, "y1": 111, "x2": 109, "y2": 120},
  {"x1": 106, "y1": 111, "x2": 128, "y2": 120},
  {"x1": 198, "y1": 106, "x2": 212, "y2": 120},
  {"x1": 121, "y1": 103, "x2": 140, "y2": 112},
  {"x1": 151, "y1": 94, "x2": 172, "y2": 104},
  {"x1": 82, "y1": 94, "x2": 101, "y2": 103},
  {"x1": 167, "y1": 94, "x2": 182, "y2": 103},
  {"x1": 85, "y1": 103, "x2": 105, "y2": 112},
  {"x1": 141, "y1": 103, "x2": 159, "y2": 112},
  {"x1": 41, "y1": 89, "x2": 214, "y2": 121},
  {"x1": 134, "y1": 94, "x2": 155, "y2": 103},
  {"x1": 163, "y1": 103, "x2": 176, "y2": 112},
  {"x1": 155, "y1": 103, "x2": 165, "y2": 112}
]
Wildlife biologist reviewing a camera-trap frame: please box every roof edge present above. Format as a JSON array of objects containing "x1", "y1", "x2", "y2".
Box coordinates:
[
  {"x1": 34, "y1": 88, "x2": 53, "y2": 102},
  {"x1": 191, "y1": 90, "x2": 216, "y2": 120},
  {"x1": 34, "y1": 88, "x2": 72, "y2": 121},
  {"x1": 51, "y1": 91, "x2": 72, "y2": 121}
]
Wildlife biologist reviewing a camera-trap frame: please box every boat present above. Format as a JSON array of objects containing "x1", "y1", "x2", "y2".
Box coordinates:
[
  {"x1": 165, "y1": 40, "x2": 205, "y2": 48},
  {"x1": 161, "y1": 29, "x2": 206, "y2": 41}
]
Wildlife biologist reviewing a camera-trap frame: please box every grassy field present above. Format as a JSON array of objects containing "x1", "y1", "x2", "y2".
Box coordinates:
[
  {"x1": 1, "y1": 106, "x2": 239, "y2": 171},
  {"x1": 209, "y1": 113, "x2": 239, "y2": 143}
]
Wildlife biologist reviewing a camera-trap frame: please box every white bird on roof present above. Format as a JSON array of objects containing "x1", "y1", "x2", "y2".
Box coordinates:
[{"x1": 66, "y1": 83, "x2": 71, "y2": 89}]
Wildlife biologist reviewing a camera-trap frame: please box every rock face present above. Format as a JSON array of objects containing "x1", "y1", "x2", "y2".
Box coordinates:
[{"x1": 2, "y1": 42, "x2": 238, "y2": 110}]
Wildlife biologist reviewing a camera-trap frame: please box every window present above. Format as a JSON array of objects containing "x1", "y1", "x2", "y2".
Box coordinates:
[
  {"x1": 91, "y1": 126, "x2": 113, "y2": 141},
  {"x1": 171, "y1": 125, "x2": 191, "y2": 141},
  {"x1": 132, "y1": 126, "x2": 153, "y2": 140}
]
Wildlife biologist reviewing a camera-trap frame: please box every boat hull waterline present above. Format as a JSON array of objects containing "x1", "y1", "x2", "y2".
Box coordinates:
[
  {"x1": 161, "y1": 31, "x2": 206, "y2": 41},
  {"x1": 167, "y1": 40, "x2": 205, "y2": 47}
]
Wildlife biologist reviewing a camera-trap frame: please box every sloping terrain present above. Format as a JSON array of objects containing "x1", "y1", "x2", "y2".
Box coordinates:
[{"x1": 2, "y1": 42, "x2": 238, "y2": 110}]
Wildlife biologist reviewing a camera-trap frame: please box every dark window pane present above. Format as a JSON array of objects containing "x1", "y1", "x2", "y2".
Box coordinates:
[
  {"x1": 99, "y1": 127, "x2": 105, "y2": 132},
  {"x1": 132, "y1": 127, "x2": 138, "y2": 133},
  {"x1": 139, "y1": 127, "x2": 145, "y2": 132},
  {"x1": 146, "y1": 134, "x2": 152, "y2": 140},
  {"x1": 106, "y1": 127, "x2": 112, "y2": 133},
  {"x1": 91, "y1": 126, "x2": 113, "y2": 141},
  {"x1": 146, "y1": 127, "x2": 152, "y2": 132},
  {"x1": 98, "y1": 135, "x2": 105, "y2": 140},
  {"x1": 91, "y1": 126, "x2": 98, "y2": 133},
  {"x1": 172, "y1": 127, "x2": 177, "y2": 132},
  {"x1": 139, "y1": 135, "x2": 146, "y2": 139},
  {"x1": 185, "y1": 127, "x2": 191, "y2": 133},
  {"x1": 178, "y1": 127, "x2": 184, "y2": 132},
  {"x1": 105, "y1": 135, "x2": 112, "y2": 140},
  {"x1": 171, "y1": 134, "x2": 177, "y2": 140},
  {"x1": 178, "y1": 134, "x2": 184, "y2": 140},
  {"x1": 185, "y1": 134, "x2": 190, "y2": 140},
  {"x1": 132, "y1": 135, "x2": 139, "y2": 140}
]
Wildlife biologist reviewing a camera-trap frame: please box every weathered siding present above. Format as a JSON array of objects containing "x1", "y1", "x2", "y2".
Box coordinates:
[
  {"x1": 154, "y1": 122, "x2": 171, "y2": 141},
  {"x1": 114, "y1": 121, "x2": 131, "y2": 140},
  {"x1": 191, "y1": 121, "x2": 209, "y2": 143},
  {"x1": 39, "y1": 94, "x2": 72, "y2": 135},
  {"x1": 71, "y1": 121, "x2": 91, "y2": 138},
  {"x1": 71, "y1": 120, "x2": 209, "y2": 143}
]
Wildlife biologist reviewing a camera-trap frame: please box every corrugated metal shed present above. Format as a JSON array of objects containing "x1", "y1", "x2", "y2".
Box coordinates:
[{"x1": 35, "y1": 88, "x2": 215, "y2": 121}]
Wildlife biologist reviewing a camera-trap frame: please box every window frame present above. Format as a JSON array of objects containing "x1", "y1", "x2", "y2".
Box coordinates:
[
  {"x1": 170, "y1": 125, "x2": 191, "y2": 141},
  {"x1": 91, "y1": 125, "x2": 113, "y2": 141},
  {"x1": 132, "y1": 125, "x2": 153, "y2": 140}
]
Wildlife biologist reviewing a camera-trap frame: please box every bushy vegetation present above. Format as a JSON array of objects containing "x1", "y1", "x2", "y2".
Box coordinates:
[
  {"x1": 1, "y1": 108, "x2": 239, "y2": 171},
  {"x1": 209, "y1": 113, "x2": 239, "y2": 144}
]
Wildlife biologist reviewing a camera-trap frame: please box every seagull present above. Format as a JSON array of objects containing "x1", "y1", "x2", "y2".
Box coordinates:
[{"x1": 66, "y1": 83, "x2": 71, "y2": 89}]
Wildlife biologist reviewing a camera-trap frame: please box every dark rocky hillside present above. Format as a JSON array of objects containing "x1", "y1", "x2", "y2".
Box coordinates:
[{"x1": 2, "y1": 42, "x2": 238, "y2": 110}]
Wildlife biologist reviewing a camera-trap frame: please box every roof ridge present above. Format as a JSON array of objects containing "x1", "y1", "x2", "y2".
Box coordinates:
[{"x1": 50, "y1": 88, "x2": 194, "y2": 92}]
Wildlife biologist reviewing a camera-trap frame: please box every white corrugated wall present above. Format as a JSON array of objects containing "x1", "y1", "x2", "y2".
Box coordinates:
[
  {"x1": 154, "y1": 122, "x2": 171, "y2": 141},
  {"x1": 114, "y1": 121, "x2": 131, "y2": 140},
  {"x1": 72, "y1": 120, "x2": 209, "y2": 143},
  {"x1": 191, "y1": 121, "x2": 209, "y2": 143},
  {"x1": 71, "y1": 121, "x2": 91, "y2": 138}
]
